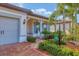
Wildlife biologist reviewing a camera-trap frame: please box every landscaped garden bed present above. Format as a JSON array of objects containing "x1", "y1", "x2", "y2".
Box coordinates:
[
  {"x1": 66, "y1": 42, "x2": 79, "y2": 51},
  {"x1": 27, "y1": 36, "x2": 36, "y2": 43},
  {"x1": 38, "y1": 40, "x2": 79, "y2": 56}
]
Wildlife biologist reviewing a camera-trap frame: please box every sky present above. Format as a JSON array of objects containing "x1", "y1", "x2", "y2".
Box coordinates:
[
  {"x1": 12, "y1": 3, "x2": 57, "y2": 17},
  {"x1": 12, "y1": 3, "x2": 79, "y2": 23},
  {"x1": 23, "y1": 3, "x2": 56, "y2": 17}
]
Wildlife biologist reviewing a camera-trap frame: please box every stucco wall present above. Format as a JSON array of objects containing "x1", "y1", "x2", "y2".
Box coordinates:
[
  {"x1": 0, "y1": 6, "x2": 27, "y2": 42},
  {"x1": 50, "y1": 22, "x2": 71, "y2": 32},
  {"x1": 27, "y1": 19, "x2": 35, "y2": 34}
]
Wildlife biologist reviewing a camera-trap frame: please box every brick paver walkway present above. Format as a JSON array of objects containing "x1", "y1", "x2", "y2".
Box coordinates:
[{"x1": 0, "y1": 41, "x2": 47, "y2": 56}]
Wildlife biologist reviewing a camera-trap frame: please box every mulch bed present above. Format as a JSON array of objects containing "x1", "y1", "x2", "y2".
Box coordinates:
[{"x1": 65, "y1": 42, "x2": 79, "y2": 51}]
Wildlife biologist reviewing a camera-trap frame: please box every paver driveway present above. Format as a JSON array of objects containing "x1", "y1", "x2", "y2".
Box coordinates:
[{"x1": 0, "y1": 42, "x2": 47, "y2": 56}]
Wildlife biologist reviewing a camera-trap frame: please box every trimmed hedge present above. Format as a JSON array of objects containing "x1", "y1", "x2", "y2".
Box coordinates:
[
  {"x1": 39, "y1": 40, "x2": 79, "y2": 56},
  {"x1": 42, "y1": 29, "x2": 53, "y2": 39},
  {"x1": 27, "y1": 36, "x2": 36, "y2": 42}
]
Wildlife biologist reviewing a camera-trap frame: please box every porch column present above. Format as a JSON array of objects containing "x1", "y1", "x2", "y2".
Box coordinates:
[
  {"x1": 47, "y1": 24, "x2": 50, "y2": 31},
  {"x1": 32, "y1": 23, "x2": 34, "y2": 37},
  {"x1": 40, "y1": 19, "x2": 43, "y2": 38}
]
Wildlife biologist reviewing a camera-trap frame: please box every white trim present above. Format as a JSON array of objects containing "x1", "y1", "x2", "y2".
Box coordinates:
[
  {"x1": 28, "y1": 15, "x2": 43, "y2": 20},
  {"x1": 0, "y1": 9, "x2": 27, "y2": 43},
  {"x1": 0, "y1": 10, "x2": 22, "y2": 18}
]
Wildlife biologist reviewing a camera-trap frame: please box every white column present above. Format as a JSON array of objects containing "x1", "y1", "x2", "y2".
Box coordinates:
[
  {"x1": 40, "y1": 19, "x2": 43, "y2": 38},
  {"x1": 32, "y1": 23, "x2": 35, "y2": 37},
  {"x1": 47, "y1": 24, "x2": 50, "y2": 31},
  {"x1": 19, "y1": 15, "x2": 27, "y2": 42}
]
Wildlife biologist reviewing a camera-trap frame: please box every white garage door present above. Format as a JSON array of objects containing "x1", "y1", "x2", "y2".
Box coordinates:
[{"x1": 0, "y1": 16, "x2": 19, "y2": 45}]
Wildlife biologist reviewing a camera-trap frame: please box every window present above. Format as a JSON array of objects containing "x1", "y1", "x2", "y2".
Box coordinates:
[{"x1": 34, "y1": 22, "x2": 40, "y2": 33}]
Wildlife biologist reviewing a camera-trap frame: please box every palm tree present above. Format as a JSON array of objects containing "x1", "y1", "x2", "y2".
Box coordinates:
[
  {"x1": 49, "y1": 3, "x2": 68, "y2": 45},
  {"x1": 49, "y1": 3, "x2": 79, "y2": 45},
  {"x1": 56, "y1": 3, "x2": 79, "y2": 40},
  {"x1": 49, "y1": 10, "x2": 58, "y2": 32},
  {"x1": 57, "y1": 3, "x2": 65, "y2": 32},
  {"x1": 49, "y1": 9, "x2": 62, "y2": 45},
  {"x1": 64, "y1": 3, "x2": 79, "y2": 40}
]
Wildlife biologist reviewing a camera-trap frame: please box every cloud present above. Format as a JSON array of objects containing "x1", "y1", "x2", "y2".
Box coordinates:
[
  {"x1": 10, "y1": 4, "x2": 52, "y2": 17},
  {"x1": 31, "y1": 8, "x2": 52, "y2": 17},
  {"x1": 11, "y1": 3, "x2": 24, "y2": 8}
]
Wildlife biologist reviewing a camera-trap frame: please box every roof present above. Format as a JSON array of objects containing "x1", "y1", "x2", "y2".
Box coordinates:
[
  {"x1": 0, "y1": 3, "x2": 48, "y2": 19},
  {"x1": 29, "y1": 13, "x2": 48, "y2": 19}
]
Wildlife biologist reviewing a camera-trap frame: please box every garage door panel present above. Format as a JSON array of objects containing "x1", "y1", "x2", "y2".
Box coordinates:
[{"x1": 0, "y1": 16, "x2": 19, "y2": 45}]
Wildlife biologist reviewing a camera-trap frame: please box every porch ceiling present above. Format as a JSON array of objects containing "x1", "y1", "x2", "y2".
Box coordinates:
[{"x1": 27, "y1": 15, "x2": 49, "y2": 24}]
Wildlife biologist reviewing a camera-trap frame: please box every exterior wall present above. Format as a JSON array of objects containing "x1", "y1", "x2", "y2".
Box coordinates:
[
  {"x1": 50, "y1": 25, "x2": 55, "y2": 32},
  {"x1": 65, "y1": 23, "x2": 70, "y2": 31},
  {"x1": 27, "y1": 16, "x2": 45, "y2": 38},
  {"x1": 27, "y1": 17, "x2": 41, "y2": 37},
  {"x1": 0, "y1": 6, "x2": 27, "y2": 42},
  {"x1": 27, "y1": 19, "x2": 35, "y2": 35},
  {"x1": 50, "y1": 22, "x2": 72, "y2": 32}
]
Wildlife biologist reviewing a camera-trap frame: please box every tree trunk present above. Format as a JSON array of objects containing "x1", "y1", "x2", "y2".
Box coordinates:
[
  {"x1": 74, "y1": 12, "x2": 77, "y2": 41},
  {"x1": 63, "y1": 10, "x2": 65, "y2": 32},
  {"x1": 54, "y1": 23, "x2": 56, "y2": 32},
  {"x1": 58, "y1": 23, "x2": 61, "y2": 45},
  {"x1": 63, "y1": 21, "x2": 65, "y2": 32}
]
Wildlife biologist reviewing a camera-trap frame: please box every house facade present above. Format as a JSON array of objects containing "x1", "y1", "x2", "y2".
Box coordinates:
[
  {"x1": 27, "y1": 14, "x2": 49, "y2": 38},
  {"x1": 50, "y1": 20, "x2": 72, "y2": 33},
  {"x1": 0, "y1": 3, "x2": 72, "y2": 45},
  {"x1": 0, "y1": 3, "x2": 49, "y2": 45}
]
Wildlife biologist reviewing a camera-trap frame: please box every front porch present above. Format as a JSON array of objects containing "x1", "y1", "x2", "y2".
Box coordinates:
[{"x1": 27, "y1": 15, "x2": 49, "y2": 38}]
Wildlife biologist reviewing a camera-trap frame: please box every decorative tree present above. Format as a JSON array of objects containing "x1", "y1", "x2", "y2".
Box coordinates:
[{"x1": 49, "y1": 3, "x2": 79, "y2": 45}]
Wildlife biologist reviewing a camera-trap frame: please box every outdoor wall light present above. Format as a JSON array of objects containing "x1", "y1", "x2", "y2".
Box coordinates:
[{"x1": 23, "y1": 19, "x2": 25, "y2": 24}]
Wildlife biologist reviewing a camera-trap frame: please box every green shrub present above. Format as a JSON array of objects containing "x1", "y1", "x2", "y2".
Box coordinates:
[
  {"x1": 39, "y1": 41, "x2": 61, "y2": 55},
  {"x1": 48, "y1": 44, "x2": 61, "y2": 56},
  {"x1": 38, "y1": 40, "x2": 60, "y2": 55},
  {"x1": 59, "y1": 47, "x2": 79, "y2": 56},
  {"x1": 27, "y1": 36, "x2": 36, "y2": 42},
  {"x1": 53, "y1": 31, "x2": 65, "y2": 37},
  {"x1": 39, "y1": 42, "x2": 48, "y2": 50},
  {"x1": 58, "y1": 47, "x2": 73, "y2": 56},
  {"x1": 42, "y1": 29, "x2": 51, "y2": 34},
  {"x1": 42, "y1": 29, "x2": 52, "y2": 39},
  {"x1": 53, "y1": 40, "x2": 66, "y2": 45},
  {"x1": 38, "y1": 40, "x2": 79, "y2": 56},
  {"x1": 61, "y1": 40, "x2": 66, "y2": 45},
  {"x1": 73, "y1": 51, "x2": 79, "y2": 56},
  {"x1": 63, "y1": 35, "x2": 74, "y2": 41},
  {"x1": 43, "y1": 40, "x2": 53, "y2": 44},
  {"x1": 39, "y1": 40, "x2": 53, "y2": 50},
  {"x1": 52, "y1": 31, "x2": 65, "y2": 44}
]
